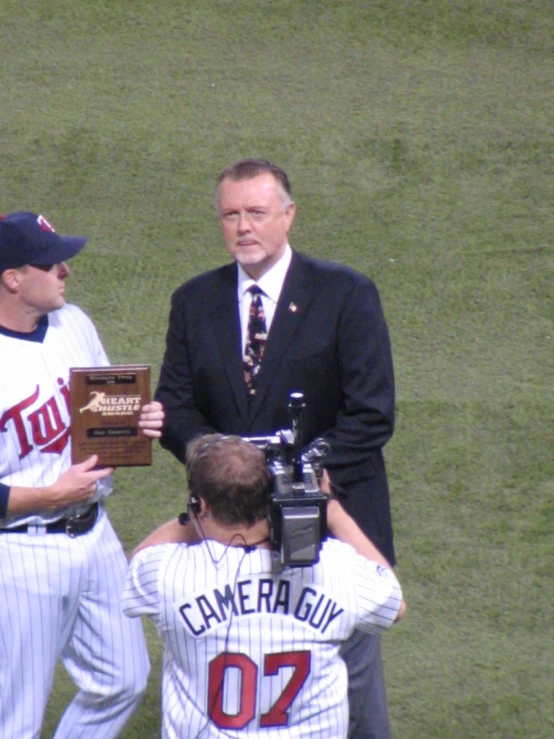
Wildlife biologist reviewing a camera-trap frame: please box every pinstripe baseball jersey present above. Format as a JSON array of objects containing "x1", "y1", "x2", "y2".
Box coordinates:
[
  {"x1": 0, "y1": 302, "x2": 113, "y2": 526},
  {"x1": 123, "y1": 537, "x2": 402, "y2": 738},
  {"x1": 0, "y1": 300, "x2": 150, "y2": 738}
]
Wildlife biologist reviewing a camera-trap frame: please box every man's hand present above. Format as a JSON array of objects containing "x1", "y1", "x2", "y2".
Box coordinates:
[
  {"x1": 319, "y1": 468, "x2": 332, "y2": 494},
  {"x1": 46, "y1": 455, "x2": 113, "y2": 509},
  {"x1": 319, "y1": 469, "x2": 343, "y2": 531},
  {"x1": 138, "y1": 401, "x2": 165, "y2": 438}
]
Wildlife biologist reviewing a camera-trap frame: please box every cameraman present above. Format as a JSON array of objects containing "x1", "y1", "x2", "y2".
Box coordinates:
[{"x1": 123, "y1": 435, "x2": 405, "y2": 739}]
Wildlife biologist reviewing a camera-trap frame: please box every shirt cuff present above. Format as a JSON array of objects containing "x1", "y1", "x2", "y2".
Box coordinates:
[{"x1": 0, "y1": 483, "x2": 10, "y2": 519}]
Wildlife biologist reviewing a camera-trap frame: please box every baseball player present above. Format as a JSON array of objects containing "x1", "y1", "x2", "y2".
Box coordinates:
[
  {"x1": 123, "y1": 435, "x2": 405, "y2": 739},
  {"x1": 0, "y1": 212, "x2": 164, "y2": 738}
]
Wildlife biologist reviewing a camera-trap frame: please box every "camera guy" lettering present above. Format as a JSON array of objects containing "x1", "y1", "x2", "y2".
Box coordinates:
[{"x1": 177, "y1": 575, "x2": 344, "y2": 637}]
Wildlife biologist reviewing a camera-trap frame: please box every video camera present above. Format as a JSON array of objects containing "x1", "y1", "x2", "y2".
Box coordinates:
[{"x1": 244, "y1": 393, "x2": 330, "y2": 568}]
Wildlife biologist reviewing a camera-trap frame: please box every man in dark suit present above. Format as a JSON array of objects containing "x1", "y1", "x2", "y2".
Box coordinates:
[{"x1": 155, "y1": 159, "x2": 397, "y2": 738}]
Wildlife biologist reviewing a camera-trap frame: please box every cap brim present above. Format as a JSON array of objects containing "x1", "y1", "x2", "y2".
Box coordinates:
[{"x1": 32, "y1": 235, "x2": 87, "y2": 265}]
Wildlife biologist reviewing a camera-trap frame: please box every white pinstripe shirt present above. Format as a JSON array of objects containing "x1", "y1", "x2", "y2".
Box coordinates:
[
  {"x1": 0, "y1": 303, "x2": 113, "y2": 527},
  {"x1": 123, "y1": 537, "x2": 402, "y2": 739}
]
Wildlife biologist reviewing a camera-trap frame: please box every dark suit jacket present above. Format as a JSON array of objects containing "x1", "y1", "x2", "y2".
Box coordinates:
[{"x1": 155, "y1": 251, "x2": 396, "y2": 564}]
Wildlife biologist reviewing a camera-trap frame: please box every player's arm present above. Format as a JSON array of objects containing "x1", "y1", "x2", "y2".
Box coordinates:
[
  {"x1": 315, "y1": 278, "x2": 395, "y2": 470},
  {"x1": 122, "y1": 546, "x2": 163, "y2": 622},
  {"x1": 326, "y1": 494, "x2": 406, "y2": 621},
  {"x1": 154, "y1": 289, "x2": 216, "y2": 464},
  {"x1": 131, "y1": 517, "x2": 201, "y2": 558},
  {"x1": 1, "y1": 455, "x2": 113, "y2": 517}
]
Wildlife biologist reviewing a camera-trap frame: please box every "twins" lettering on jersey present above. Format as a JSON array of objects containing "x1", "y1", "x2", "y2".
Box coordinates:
[
  {"x1": 177, "y1": 576, "x2": 344, "y2": 637},
  {"x1": 0, "y1": 378, "x2": 70, "y2": 458}
]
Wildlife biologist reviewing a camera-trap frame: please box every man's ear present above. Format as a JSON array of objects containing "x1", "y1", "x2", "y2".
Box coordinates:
[
  {"x1": 285, "y1": 200, "x2": 296, "y2": 233},
  {"x1": 1, "y1": 268, "x2": 23, "y2": 293}
]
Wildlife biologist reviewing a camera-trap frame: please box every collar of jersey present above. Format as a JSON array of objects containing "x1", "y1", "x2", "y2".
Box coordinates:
[{"x1": 0, "y1": 314, "x2": 48, "y2": 342}]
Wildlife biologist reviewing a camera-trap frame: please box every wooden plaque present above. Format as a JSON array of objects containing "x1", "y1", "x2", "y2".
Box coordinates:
[{"x1": 70, "y1": 365, "x2": 152, "y2": 467}]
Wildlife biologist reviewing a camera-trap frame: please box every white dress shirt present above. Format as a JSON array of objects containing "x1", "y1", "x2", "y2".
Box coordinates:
[{"x1": 237, "y1": 243, "x2": 293, "y2": 355}]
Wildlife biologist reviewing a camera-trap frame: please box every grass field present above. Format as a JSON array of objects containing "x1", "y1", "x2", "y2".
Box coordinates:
[{"x1": 1, "y1": 1, "x2": 553, "y2": 737}]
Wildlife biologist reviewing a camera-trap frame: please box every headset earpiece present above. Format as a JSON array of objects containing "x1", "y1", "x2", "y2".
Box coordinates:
[{"x1": 189, "y1": 494, "x2": 201, "y2": 516}]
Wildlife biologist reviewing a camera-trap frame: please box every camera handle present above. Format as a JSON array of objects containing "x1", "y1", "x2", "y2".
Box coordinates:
[{"x1": 288, "y1": 392, "x2": 305, "y2": 482}]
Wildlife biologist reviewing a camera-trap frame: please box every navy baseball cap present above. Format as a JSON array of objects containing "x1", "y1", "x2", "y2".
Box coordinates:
[{"x1": 0, "y1": 212, "x2": 87, "y2": 272}]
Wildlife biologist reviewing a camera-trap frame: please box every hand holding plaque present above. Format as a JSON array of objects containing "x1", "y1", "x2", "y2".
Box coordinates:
[{"x1": 70, "y1": 365, "x2": 152, "y2": 467}]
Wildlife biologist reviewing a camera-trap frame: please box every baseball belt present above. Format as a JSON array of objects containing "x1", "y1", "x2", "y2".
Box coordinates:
[{"x1": 0, "y1": 503, "x2": 99, "y2": 538}]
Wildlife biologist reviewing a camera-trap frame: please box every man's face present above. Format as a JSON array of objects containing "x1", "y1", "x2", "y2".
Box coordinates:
[
  {"x1": 217, "y1": 173, "x2": 296, "y2": 280},
  {"x1": 17, "y1": 262, "x2": 70, "y2": 315}
]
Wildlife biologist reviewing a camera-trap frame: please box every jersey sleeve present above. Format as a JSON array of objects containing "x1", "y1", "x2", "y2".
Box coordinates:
[
  {"x1": 352, "y1": 554, "x2": 403, "y2": 633},
  {"x1": 89, "y1": 321, "x2": 110, "y2": 367},
  {"x1": 122, "y1": 546, "x2": 171, "y2": 625},
  {"x1": 60, "y1": 304, "x2": 110, "y2": 367},
  {"x1": 78, "y1": 305, "x2": 110, "y2": 366}
]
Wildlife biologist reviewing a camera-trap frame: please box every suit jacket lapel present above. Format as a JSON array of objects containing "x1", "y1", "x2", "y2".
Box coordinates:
[
  {"x1": 249, "y1": 252, "x2": 314, "y2": 418},
  {"x1": 209, "y1": 265, "x2": 250, "y2": 424}
]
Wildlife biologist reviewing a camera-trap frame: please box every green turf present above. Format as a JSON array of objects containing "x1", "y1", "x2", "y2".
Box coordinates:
[{"x1": 1, "y1": 1, "x2": 553, "y2": 737}]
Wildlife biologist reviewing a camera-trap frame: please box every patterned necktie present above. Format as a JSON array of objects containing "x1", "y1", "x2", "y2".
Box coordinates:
[{"x1": 243, "y1": 285, "x2": 268, "y2": 399}]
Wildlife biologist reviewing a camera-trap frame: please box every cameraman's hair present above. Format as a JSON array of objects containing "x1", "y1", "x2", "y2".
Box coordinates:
[
  {"x1": 215, "y1": 159, "x2": 292, "y2": 207},
  {"x1": 186, "y1": 434, "x2": 271, "y2": 527}
]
